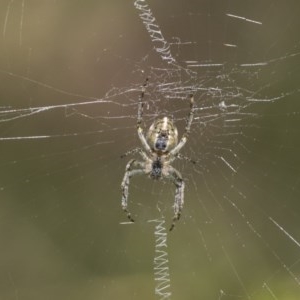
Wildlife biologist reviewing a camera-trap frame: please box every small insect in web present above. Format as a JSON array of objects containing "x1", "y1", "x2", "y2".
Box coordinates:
[{"x1": 121, "y1": 79, "x2": 196, "y2": 231}]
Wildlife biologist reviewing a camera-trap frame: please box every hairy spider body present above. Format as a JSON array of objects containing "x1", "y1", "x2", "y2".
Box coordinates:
[{"x1": 121, "y1": 79, "x2": 195, "y2": 230}]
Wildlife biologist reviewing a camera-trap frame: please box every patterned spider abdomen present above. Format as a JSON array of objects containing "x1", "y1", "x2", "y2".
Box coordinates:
[
  {"x1": 150, "y1": 158, "x2": 162, "y2": 179},
  {"x1": 146, "y1": 117, "x2": 178, "y2": 153},
  {"x1": 155, "y1": 132, "x2": 168, "y2": 151}
]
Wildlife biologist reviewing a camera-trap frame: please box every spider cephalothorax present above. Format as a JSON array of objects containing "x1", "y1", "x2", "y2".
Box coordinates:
[{"x1": 121, "y1": 79, "x2": 195, "y2": 230}]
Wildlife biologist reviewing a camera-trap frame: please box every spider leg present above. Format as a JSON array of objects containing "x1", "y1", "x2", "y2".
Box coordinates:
[
  {"x1": 121, "y1": 148, "x2": 141, "y2": 158},
  {"x1": 175, "y1": 153, "x2": 197, "y2": 164},
  {"x1": 137, "y1": 78, "x2": 152, "y2": 154},
  {"x1": 137, "y1": 78, "x2": 148, "y2": 126},
  {"x1": 170, "y1": 94, "x2": 195, "y2": 156},
  {"x1": 121, "y1": 159, "x2": 145, "y2": 222},
  {"x1": 120, "y1": 147, "x2": 149, "y2": 161},
  {"x1": 167, "y1": 166, "x2": 185, "y2": 231}
]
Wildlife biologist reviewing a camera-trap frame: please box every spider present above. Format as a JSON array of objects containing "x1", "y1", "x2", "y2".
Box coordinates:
[{"x1": 121, "y1": 79, "x2": 195, "y2": 231}]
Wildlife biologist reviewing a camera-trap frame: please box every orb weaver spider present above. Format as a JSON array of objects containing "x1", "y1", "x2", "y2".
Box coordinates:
[{"x1": 121, "y1": 79, "x2": 195, "y2": 231}]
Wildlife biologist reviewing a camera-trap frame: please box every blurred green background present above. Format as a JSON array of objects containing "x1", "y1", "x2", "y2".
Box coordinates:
[{"x1": 0, "y1": 1, "x2": 300, "y2": 299}]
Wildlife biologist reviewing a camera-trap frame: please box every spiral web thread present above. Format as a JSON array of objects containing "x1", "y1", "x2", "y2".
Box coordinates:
[{"x1": 149, "y1": 219, "x2": 172, "y2": 300}]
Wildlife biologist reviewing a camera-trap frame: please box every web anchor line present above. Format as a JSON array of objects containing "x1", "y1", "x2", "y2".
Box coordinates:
[{"x1": 148, "y1": 218, "x2": 172, "y2": 300}]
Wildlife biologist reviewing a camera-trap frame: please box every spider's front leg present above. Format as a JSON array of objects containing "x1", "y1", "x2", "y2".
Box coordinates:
[
  {"x1": 167, "y1": 166, "x2": 185, "y2": 231},
  {"x1": 137, "y1": 78, "x2": 152, "y2": 154},
  {"x1": 170, "y1": 94, "x2": 195, "y2": 156},
  {"x1": 121, "y1": 159, "x2": 144, "y2": 223}
]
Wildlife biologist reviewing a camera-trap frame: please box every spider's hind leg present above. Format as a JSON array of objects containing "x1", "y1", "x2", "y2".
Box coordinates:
[
  {"x1": 167, "y1": 166, "x2": 185, "y2": 231},
  {"x1": 121, "y1": 159, "x2": 145, "y2": 223}
]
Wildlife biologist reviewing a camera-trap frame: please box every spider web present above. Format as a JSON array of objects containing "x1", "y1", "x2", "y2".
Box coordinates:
[{"x1": 0, "y1": 0, "x2": 300, "y2": 299}]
